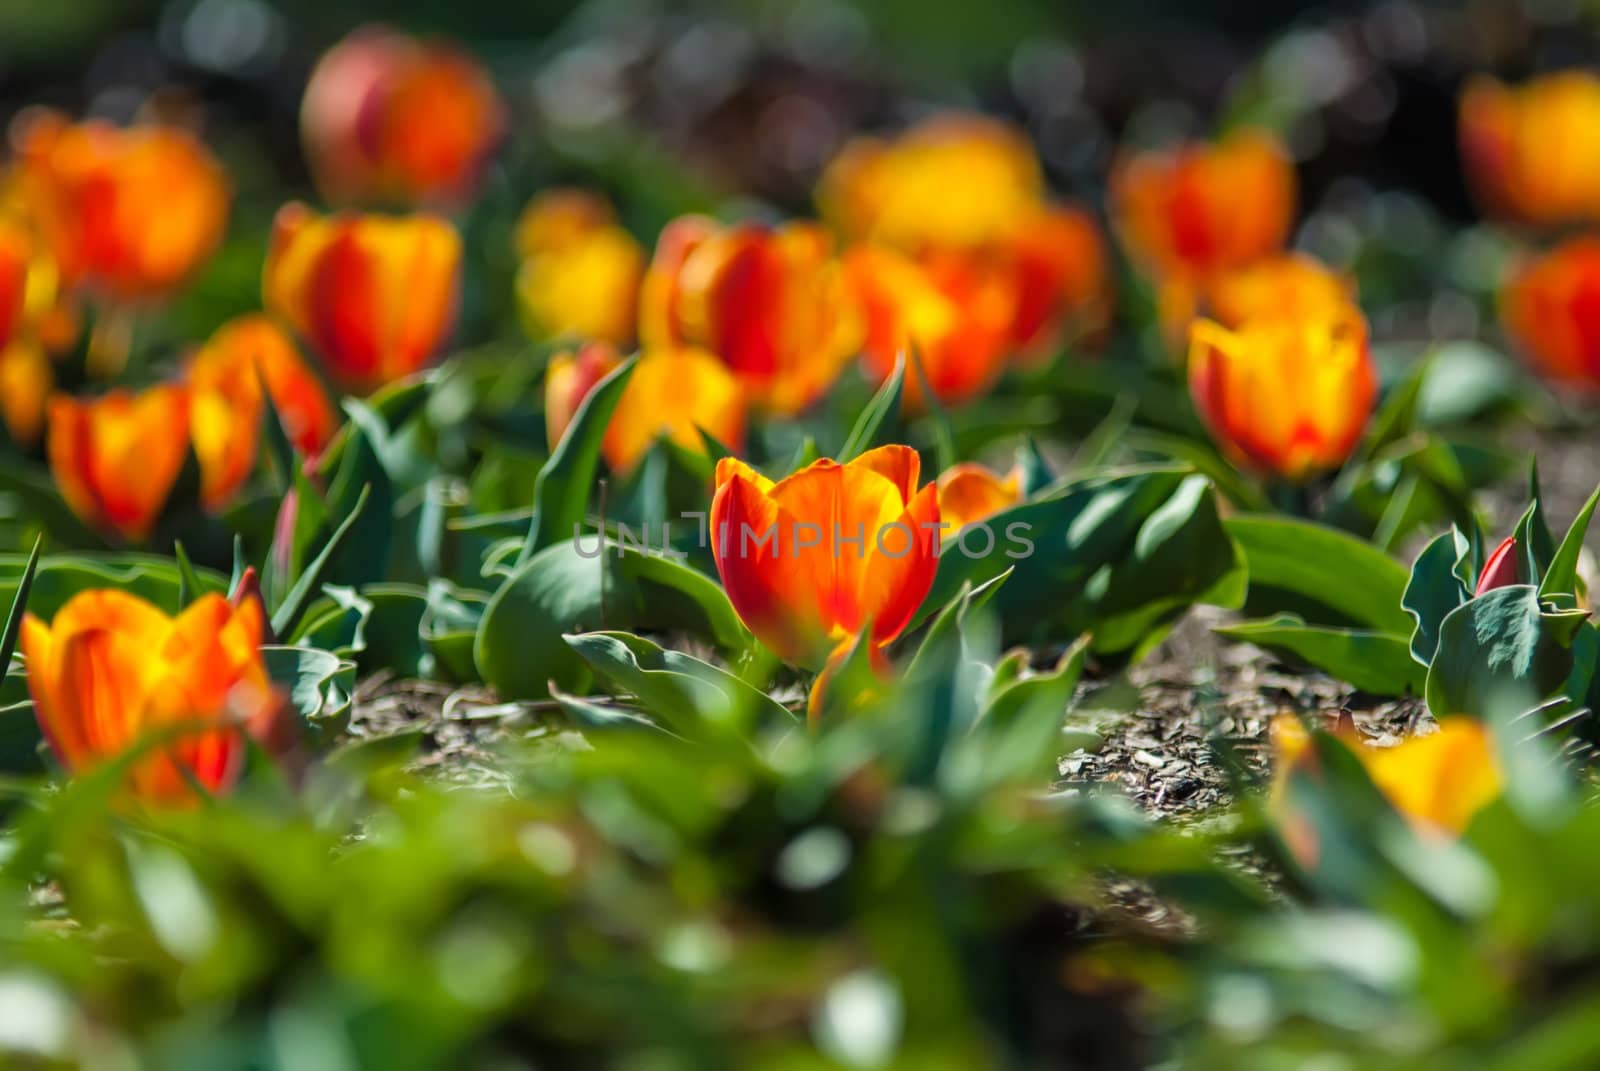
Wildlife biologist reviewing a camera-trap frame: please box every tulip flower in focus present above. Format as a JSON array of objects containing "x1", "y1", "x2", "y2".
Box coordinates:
[
  {"x1": 818, "y1": 114, "x2": 1044, "y2": 249},
  {"x1": 20, "y1": 590, "x2": 281, "y2": 804},
  {"x1": 263, "y1": 202, "x2": 461, "y2": 393},
  {"x1": 301, "y1": 25, "x2": 506, "y2": 207},
  {"x1": 937, "y1": 463, "x2": 1023, "y2": 533},
  {"x1": 1271, "y1": 715, "x2": 1501, "y2": 866},
  {"x1": 1474, "y1": 535, "x2": 1520, "y2": 596},
  {"x1": 1459, "y1": 71, "x2": 1600, "y2": 227},
  {"x1": 845, "y1": 244, "x2": 1018, "y2": 407},
  {"x1": 640, "y1": 217, "x2": 861, "y2": 415},
  {"x1": 1500, "y1": 238, "x2": 1600, "y2": 392},
  {"x1": 10, "y1": 109, "x2": 229, "y2": 303},
  {"x1": 1110, "y1": 129, "x2": 1294, "y2": 284},
  {"x1": 515, "y1": 190, "x2": 644, "y2": 345},
  {"x1": 188, "y1": 314, "x2": 340, "y2": 510},
  {"x1": 1187, "y1": 305, "x2": 1376, "y2": 480},
  {"x1": 47, "y1": 385, "x2": 189, "y2": 541},
  {"x1": 710, "y1": 445, "x2": 939, "y2": 667},
  {"x1": 545, "y1": 342, "x2": 745, "y2": 474}
]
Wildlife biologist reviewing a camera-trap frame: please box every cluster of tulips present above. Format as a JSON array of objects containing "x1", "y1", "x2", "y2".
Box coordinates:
[{"x1": 0, "y1": 17, "x2": 1594, "y2": 838}]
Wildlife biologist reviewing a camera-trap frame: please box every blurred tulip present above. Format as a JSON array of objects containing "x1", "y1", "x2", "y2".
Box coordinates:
[
  {"x1": 1474, "y1": 535, "x2": 1520, "y2": 595},
  {"x1": 0, "y1": 342, "x2": 51, "y2": 446},
  {"x1": 188, "y1": 315, "x2": 339, "y2": 510},
  {"x1": 936, "y1": 463, "x2": 1023, "y2": 532},
  {"x1": 544, "y1": 342, "x2": 745, "y2": 474},
  {"x1": 1006, "y1": 203, "x2": 1114, "y2": 360},
  {"x1": 1501, "y1": 238, "x2": 1600, "y2": 391},
  {"x1": 1188, "y1": 306, "x2": 1375, "y2": 480},
  {"x1": 1110, "y1": 129, "x2": 1294, "y2": 282},
  {"x1": 640, "y1": 217, "x2": 861, "y2": 415},
  {"x1": 20, "y1": 590, "x2": 281, "y2": 804},
  {"x1": 710, "y1": 445, "x2": 939, "y2": 667},
  {"x1": 818, "y1": 113, "x2": 1044, "y2": 249},
  {"x1": 263, "y1": 202, "x2": 461, "y2": 393},
  {"x1": 10, "y1": 109, "x2": 229, "y2": 302},
  {"x1": 1271, "y1": 715, "x2": 1501, "y2": 854},
  {"x1": 301, "y1": 25, "x2": 506, "y2": 207},
  {"x1": 845, "y1": 244, "x2": 1017, "y2": 407},
  {"x1": 515, "y1": 190, "x2": 644, "y2": 345},
  {"x1": 47, "y1": 385, "x2": 189, "y2": 541},
  {"x1": 1203, "y1": 253, "x2": 1354, "y2": 328},
  {"x1": 1460, "y1": 72, "x2": 1600, "y2": 227}
]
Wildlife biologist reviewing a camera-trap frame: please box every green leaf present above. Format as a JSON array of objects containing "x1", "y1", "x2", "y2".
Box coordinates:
[
  {"x1": 922, "y1": 466, "x2": 1241, "y2": 658},
  {"x1": 476, "y1": 538, "x2": 749, "y2": 700},
  {"x1": 0, "y1": 537, "x2": 40, "y2": 679},
  {"x1": 1216, "y1": 615, "x2": 1425, "y2": 696},
  {"x1": 1357, "y1": 350, "x2": 1432, "y2": 461},
  {"x1": 1402, "y1": 528, "x2": 1474, "y2": 666},
  {"x1": 565, "y1": 630, "x2": 791, "y2": 740},
  {"x1": 839, "y1": 353, "x2": 904, "y2": 461},
  {"x1": 1511, "y1": 484, "x2": 1557, "y2": 590},
  {"x1": 1226, "y1": 514, "x2": 1413, "y2": 633},
  {"x1": 1426, "y1": 585, "x2": 1583, "y2": 718},
  {"x1": 905, "y1": 345, "x2": 956, "y2": 474},
  {"x1": 1540, "y1": 481, "x2": 1600, "y2": 600},
  {"x1": 270, "y1": 484, "x2": 372, "y2": 640},
  {"x1": 262, "y1": 645, "x2": 356, "y2": 745},
  {"x1": 518, "y1": 355, "x2": 638, "y2": 563},
  {"x1": 172, "y1": 541, "x2": 203, "y2": 610}
]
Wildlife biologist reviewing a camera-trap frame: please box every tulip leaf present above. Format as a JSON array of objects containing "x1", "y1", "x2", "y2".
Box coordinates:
[
  {"x1": 1540, "y1": 480, "x2": 1600, "y2": 601},
  {"x1": 839, "y1": 353, "x2": 904, "y2": 462},
  {"x1": 1225, "y1": 514, "x2": 1413, "y2": 633},
  {"x1": 261, "y1": 645, "x2": 356, "y2": 745},
  {"x1": 0, "y1": 552, "x2": 226, "y2": 621},
  {"x1": 1402, "y1": 528, "x2": 1474, "y2": 666},
  {"x1": 565, "y1": 630, "x2": 791, "y2": 740},
  {"x1": 963, "y1": 635, "x2": 1090, "y2": 792},
  {"x1": 271, "y1": 484, "x2": 372, "y2": 640},
  {"x1": 1215, "y1": 615, "x2": 1426, "y2": 696},
  {"x1": 0, "y1": 537, "x2": 40, "y2": 678},
  {"x1": 1511, "y1": 486, "x2": 1557, "y2": 592},
  {"x1": 1425, "y1": 584, "x2": 1587, "y2": 720},
  {"x1": 920, "y1": 466, "x2": 1242, "y2": 658},
  {"x1": 1356, "y1": 350, "x2": 1432, "y2": 462},
  {"x1": 476, "y1": 537, "x2": 749, "y2": 700},
  {"x1": 172, "y1": 541, "x2": 204, "y2": 610},
  {"x1": 518, "y1": 355, "x2": 638, "y2": 565}
]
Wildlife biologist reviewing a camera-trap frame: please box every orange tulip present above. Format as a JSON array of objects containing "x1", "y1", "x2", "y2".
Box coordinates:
[
  {"x1": 1188, "y1": 306, "x2": 1375, "y2": 480},
  {"x1": 1501, "y1": 238, "x2": 1600, "y2": 391},
  {"x1": 20, "y1": 590, "x2": 280, "y2": 804},
  {"x1": 10, "y1": 109, "x2": 229, "y2": 302},
  {"x1": 936, "y1": 463, "x2": 1023, "y2": 532},
  {"x1": 845, "y1": 244, "x2": 1017, "y2": 407},
  {"x1": 545, "y1": 342, "x2": 745, "y2": 474},
  {"x1": 1271, "y1": 715, "x2": 1501, "y2": 858},
  {"x1": 0, "y1": 216, "x2": 61, "y2": 444},
  {"x1": 1459, "y1": 71, "x2": 1600, "y2": 227},
  {"x1": 818, "y1": 113, "x2": 1044, "y2": 249},
  {"x1": 709, "y1": 444, "x2": 939, "y2": 667},
  {"x1": 640, "y1": 217, "x2": 861, "y2": 415},
  {"x1": 263, "y1": 202, "x2": 461, "y2": 393},
  {"x1": 188, "y1": 314, "x2": 340, "y2": 510},
  {"x1": 1005, "y1": 203, "x2": 1114, "y2": 360},
  {"x1": 301, "y1": 25, "x2": 506, "y2": 207},
  {"x1": 1110, "y1": 129, "x2": 1294, "y2": 282},
  {"x1": 47, "y1": 385, "x2": 189, "y2": 541},
  {"x1": 515, "y1": 190, "x2": 644, "y2": 345},
  {"x1": 1203, "y1": 253, "x2": 1354, "y2": 328}
]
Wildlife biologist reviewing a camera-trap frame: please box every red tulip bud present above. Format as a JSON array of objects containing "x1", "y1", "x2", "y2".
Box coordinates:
[{"x1": 1475, "y1": 535, "x2": 1520, "y2": 595}]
